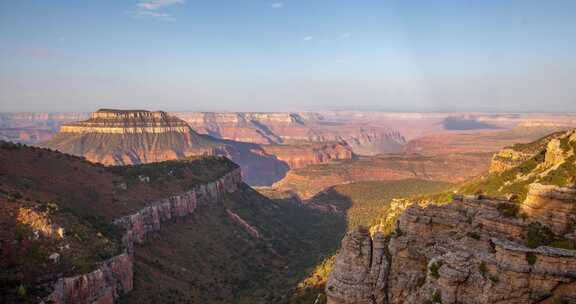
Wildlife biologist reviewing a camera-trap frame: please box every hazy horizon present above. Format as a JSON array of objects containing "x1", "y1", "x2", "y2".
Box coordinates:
[{"x1": 1, "y1": 1, "x2": 576, "y2": 113}]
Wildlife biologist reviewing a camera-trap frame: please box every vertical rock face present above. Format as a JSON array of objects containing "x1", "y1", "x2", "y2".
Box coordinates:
[
  {"x1": 43, "y1": 168, "x2": 243, "y2": 304},
  {"x1": 326, "y1": 227, "x2": 388, "y2": 304},
  {"x1": 44, "y1": 254, "x2": 133, "y2": 304},
  {"x1": 114, "y1": 168, "x2": 242, "y2": 252},
  {"x1": 522, "y1": 183, "x2": 576, "y2": 235},
  {"x1": 326, "y1": 187, "x2": 576, "y2": 304}
]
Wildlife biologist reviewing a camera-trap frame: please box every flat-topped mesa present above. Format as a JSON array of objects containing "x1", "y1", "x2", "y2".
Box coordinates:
[{"x1": 60, "y1": 109, "x2": 190, "y2": 134}]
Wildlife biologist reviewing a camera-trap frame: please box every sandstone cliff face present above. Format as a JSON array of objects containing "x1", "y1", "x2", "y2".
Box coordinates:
[
  {"x1": 42, "y1": 169, "x2": 243, "y2": 304},
  {"x1": 326, "y1": 187, "x2": 576, "y2": 304},
  {"x1": 522, "y1": 183, "x2": 576, "y2": 235}
]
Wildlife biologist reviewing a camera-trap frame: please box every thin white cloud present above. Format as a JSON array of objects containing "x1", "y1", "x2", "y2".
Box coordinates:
[
  {"x1": 131, "y1": 0, "x2": 185, "y2": 20},
  {"x1": 337, "y1": 32, "x2": 352, "y2": 40},
  {"x1": 270, "y1": 2, "x2": 284, "y2": 9},
  {"x1": 303, "y1": 36, "x2": 313, "y2": 41},
  {"x1": 138, "y1": 0, "x2": 184, "y2": 10}
]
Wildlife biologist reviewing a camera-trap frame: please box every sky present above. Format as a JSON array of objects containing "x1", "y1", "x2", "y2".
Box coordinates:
[{"x1": 0, "y1": 0, "x2": 575, "y2": 113}]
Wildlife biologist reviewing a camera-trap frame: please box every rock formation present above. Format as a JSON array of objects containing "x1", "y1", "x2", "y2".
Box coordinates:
[
  {"x1": 522, "y1": 183, "x2": 576, "y2": 235},
  {"x1": 326, "y1": 189, "x2": 576, "y2": 304},
  {"x1": 40, "y1": 109, "x2": 288, "y2": 186},
  {"x1": 262, "y1": 142, "x2": 355, "y2": 169}
]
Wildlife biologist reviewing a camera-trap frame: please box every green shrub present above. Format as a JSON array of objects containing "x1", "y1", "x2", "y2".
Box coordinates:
[
  {"x1": 488, "y1": 274, "x2": 499, "y2": 283},
  {"x1": 429, "y1": 261, "x2": 443, "y2": 279},
  {"x1": 432, "y1": 290, "x2": 442, "y2": 303},
  {"x1": 416, "y1": 276, "x2": 426, "y2": 287},
  {"x1": 479, "y1": 262, "x2": 488, "y2": 277},
  {"x1": 496, "y1": 202, "x2": 519, "y2": 218},
  {"x1": 525, "y1": 222, "x2": 555, "y2": 248},
  {"x1": 526, "y1": 252, "x2": 537, "y2": 265},
  {"x1": 467, "y1": 232, "x2": 481, "y2": 240},
  {"x1": 17, "y1": 285, "x2": 27, "y2": 298}
]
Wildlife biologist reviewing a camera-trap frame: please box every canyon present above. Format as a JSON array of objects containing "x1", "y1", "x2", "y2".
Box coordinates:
[
  {"x1": 38, "y1": 109, "x2": 359, "y2": 186},
  {"x1": 2, "y1": 111, "x2": 576, "y2": 304},
  {"x1": 0, "y1": 141, "x2": 345, "y2": 304}
]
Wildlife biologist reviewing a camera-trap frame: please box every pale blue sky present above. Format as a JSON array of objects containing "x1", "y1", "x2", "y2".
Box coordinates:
[{"x1": 1, "y1": 0, "x2": 575, "y2": 112}]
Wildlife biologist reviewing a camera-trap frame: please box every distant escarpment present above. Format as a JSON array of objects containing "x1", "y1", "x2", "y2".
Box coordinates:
[
  {"x1": 175, "y1": 112, "x2": 406, "y2": 155},
  {"x1": 40, "y1": 109, "x2": 289, "y2": 186},
  {"x1": 262, "y1": 142, "x2": 355, "y2": 169},
  {"x1": 274, "y1": 152, "x2": 492, "y2": 199}
]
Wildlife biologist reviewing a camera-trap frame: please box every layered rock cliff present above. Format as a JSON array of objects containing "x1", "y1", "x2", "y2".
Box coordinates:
[
  {"x1": 262, "y1": 142, "x2": 355, "y2": 169},
  {"x1": 326, "y1": 190, "x2": 576, "y2": 304},
  {"x1": 489, "y1": 132, "x2": 565, "y2": 173}
]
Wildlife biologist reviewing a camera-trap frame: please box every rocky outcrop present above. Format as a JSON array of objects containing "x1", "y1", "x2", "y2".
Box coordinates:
[
  {"x1": 489, "y1": 148, "x2": 534, "y2": 173},
  {"x1": 327, "y1": 187, "x2": 576, "y2": 304},
  {"x1": 522, "y1": 183, "x2": 576, "y2": 235},
  {"x1": 326, "y1": 227, "x2": 388, "y2": 304},
  {"x1": 43, "y1": 168, "x2": 243, "y2": 304}
]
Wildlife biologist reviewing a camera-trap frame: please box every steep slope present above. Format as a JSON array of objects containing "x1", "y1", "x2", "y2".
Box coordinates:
[
  {"x1": 325, "y1": 129, "x2": 576, "y2": 304},
  {"x1": 40, "y1": 109, "x2": 289, "y2": 186},
  {"x1": 0, "y1": 141, "x2": 240, "y2": 303}
]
